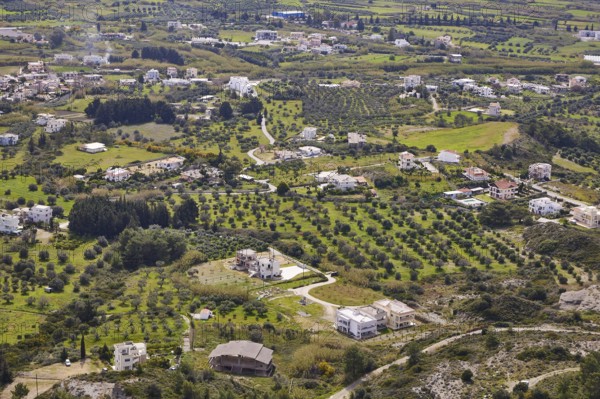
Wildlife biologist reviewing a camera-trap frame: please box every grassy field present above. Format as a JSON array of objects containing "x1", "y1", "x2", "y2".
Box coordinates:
[
  {"x1": 310, "y1": 282, "x2": 386, "y2": 306},
  {"x1": 109, "y1": 122, "x2": 177, "y2": 142},
  {"x1": 54, "y1": 144, "x2": 168, "y2": 172},
  {"x1": 552, "y1": 153, "x2": 597, "y2": 174},
  {"x1": 399, "y1": 122, "x2": 518, "y2": 152},
  {"x1": 0, "y1": 176, "x2": 76, "y2": 214}
]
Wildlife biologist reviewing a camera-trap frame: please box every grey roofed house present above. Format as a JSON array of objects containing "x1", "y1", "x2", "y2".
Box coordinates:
[{"x1": 209, "y1": 340, "x2": 274, "y2": 376}]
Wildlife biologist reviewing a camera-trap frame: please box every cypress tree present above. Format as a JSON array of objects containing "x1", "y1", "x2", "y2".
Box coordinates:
[{"x1": 80, "y1": 334, "x2": 86, "y2": 360}]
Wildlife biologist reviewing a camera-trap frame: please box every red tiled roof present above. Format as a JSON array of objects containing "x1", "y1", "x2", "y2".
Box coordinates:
[{"x1": 491, "y1": 179, "x2": 518, "y2": 189}]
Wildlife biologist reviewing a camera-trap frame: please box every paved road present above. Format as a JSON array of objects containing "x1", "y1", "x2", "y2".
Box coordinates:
[
  {"x1": 530, "y1": 181, "x2": 588, "y2": 207},
  {"x1": 504, "y1": 173, "x2": 587, "y2": 207},
  {"x1": 261, "y1": 117, "x2": 276, "y2": 145},
  {"x1": 247, "y1": 148, "x2": 266, "y2": 165},
  {"x1": 329, "y1": 326, "x2": 598, "y2": 399},
  {"x1": 291, "y1": 274, "x2": 339, "y2": 322},
  {"x1": 246, "y1": 116, "x2": 276, "y2": 165}
]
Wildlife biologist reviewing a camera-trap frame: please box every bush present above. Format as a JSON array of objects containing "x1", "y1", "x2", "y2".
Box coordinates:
[{"x1": 461, "y1": 369, "x2": 473, "y2": 383}]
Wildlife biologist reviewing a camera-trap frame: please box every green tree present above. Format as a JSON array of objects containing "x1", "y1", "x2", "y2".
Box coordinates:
[
  {"x1": 49, "y1": 29, "x2": 65, "y2": 48},
  {"x1": 357, "y1": 19, "x2": 365, "y2": 31},
  {"x1": 219, "y1": 102, "x2": 233, "y2": 120},
  {"x1": 10, "y1": 383, "x2": 28, "y2": 399},
  {"x1": 581, "y1": 351, "x2": 600, "y2": 398},
  {"x1": 492, "y1": 390, "x2": 510, "y2": 399},
  {"x1": 344, "y1": 345, "x2": 367, "y2": 383},
  {"x1": 276, "y1": 182, "x2": 290, "y2": 196},
  {"x1": 80, "y1": 334, "x2": 86, "y2": 360},
  {"x1": 173, "y1": 198, "x2": 199, "y2": 228},
  {"x1": 461, "y1": 369, "x2": 473, "y2": 383},
  {"x1": 0, "y1": 355, "x2": 13, "y2": 385}
]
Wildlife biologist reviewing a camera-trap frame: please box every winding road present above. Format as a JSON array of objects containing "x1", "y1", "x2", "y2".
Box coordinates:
[
  {"x1": 246, "y1": 117, "x2": 276, "y2": 166},
  {"x1": 329, "y1": 326, "x2": 597, "y2": 399},
  {"x1": 291, "y1": 273, "x2": 339, "y2": 322}
]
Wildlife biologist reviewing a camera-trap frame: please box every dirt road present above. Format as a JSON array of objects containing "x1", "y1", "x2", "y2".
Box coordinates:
[{"x1": 1, "y1": 360, "x2": 101, "y2": 399}]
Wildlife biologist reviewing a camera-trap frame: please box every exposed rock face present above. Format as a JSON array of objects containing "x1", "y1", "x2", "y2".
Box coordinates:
[
  {"x1": 61, "y1": 380, "x2": 130, "y2": 399},
  {"x1": 559, "y1": 285, "x2": 600, "y2": 312}
]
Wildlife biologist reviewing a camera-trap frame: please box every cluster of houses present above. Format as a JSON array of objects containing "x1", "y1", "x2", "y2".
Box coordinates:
[
  {"x1": 35, "y1": 113, "x2": 68, "y2": 133},
  {"x1": 315, "y1": 171, "x2": 369, "y2": 191},
  {"x1": 452, "y1": 74, "x2": 587, "y2": 99},
  {"x1": 234, "y1": 249, "x2": 282, "y2": 279},
  {"x1": 0, "y1": 204, "x2": 53, "y2": 234},
  {"x1": 103, "y1": 156, "x2": 187, "y2": 182},
  {"x1": 0, "y1": 61, "x2": 75, "y2": 102},
  {"x1": 139, "y1": 67, "x2": 204, "y2": 87},
  {"x1": 402, "y1": 151, "x2": 558, "y2": 210},
  {"x1": 112, "y1": 338, "x2": 274, "y2": 376},
  {"x1": 336, "y1": 299, "x2": 416, "y2": 339}
]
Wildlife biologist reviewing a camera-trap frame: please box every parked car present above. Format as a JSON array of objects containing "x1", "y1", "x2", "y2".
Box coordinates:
[{"x1": 65, "y1": 359, "x2": 71, "y2": 367}]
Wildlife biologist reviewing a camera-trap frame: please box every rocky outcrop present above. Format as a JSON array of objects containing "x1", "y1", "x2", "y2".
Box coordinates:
[{"x1": 559, "y1": 285, "x2": 600, "y2": 312}]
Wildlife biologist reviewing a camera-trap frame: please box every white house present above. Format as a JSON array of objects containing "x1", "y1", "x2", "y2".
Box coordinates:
[
  {"x1": 463, "y1": 166, "x2": 490, "y2": 181},
  {"x1": 105, "y1": 167, "x2": 131, "y2": 182},
  {"x1": 398, "y1": 151, "x2": 417, "y2": 170},
  {"x1": 330, "y1": 174, "x2": 357, "y2": 191},
  {"x1": 79, "y1": 142, "x2": 107, "y2": 153},
  {"x1": 162, "y1": 78, "x2": 191, "y2": 87},
  {"x1": 298, "y1": 146, "x2": 322, "y2": 157},
  {"x1": 45, "y1": 118, "x2": 67, "y2": 133},
  {"x1": 256, "y1": 258, "x2": 281, "y2": 279},
  {"x1": 489, "y1": 179, "x2": 518, "y2": 200},
  {"x1": 0, "y1": 213, "x2": 21, "y2": 234},
  {"x1": 488, "y1": 102, "x2": 501, "y2": 117},
  {"x1": 572, "y1": 205, "x2": 600, "y2": 228},
  {"x1": 167, "y1": 21, "x2": 182, "y2": 30},
  {"x1": 372, "y1": 299, "x2": 415, "y2": 329},
  {"x1": 166, "y1": 67, "x2": 178, "y2": 79},
  {"x1": 119, "y1": 79, "x2": 137, "y2": 86},
  {"x1": 394, "y1": 39, "x2": 411, "y2": 48},
  {"x1": 438, "y1": 150, "x2": 461, "y2": 163},
  {"x1": 529, "y1": 197, "x2": 562, "y2": 216},
  {"x1": 336, "y1": 308, "x2": 377, "y2": 339},
  {"x1": 114, "y1": 342, "x2": 147, "y2": 371},
  {"x1": 145, "y1": 69, "x2": 160, "y2": 82},
  {"x1": 528, "y1": 163, "x2": 552, "y2": 180},
  {"x1": 83, "y1": 55, "x2": 107, "y2": 66},
  {"x1": 157, "y1": 156, "x2": 185, "y2": 170},
  {"x1": 185, "y1": 68, "x2": 198, "y2": 79},
  {"x1": 255, "y1": 30, "x2": 278, "y2": 41},
  {"x1": 228, "y1": 76, "x2": 257, "y2": 97},
  {"x1": 35, "y1": 113, "x2": 54, "y2": 126},
  {"x1": 53, "y1": 53, "x2": 74, "y2": 63},
  {"x1": 569, "y1": 76, "x2": 587, "y2": 88},
  {"x1": 404, "y1": 75, "x2": 421, "y2": 90},
  {"x1": 27, "y1": 61, "x2": 45, "y2": 73},
  {"x1": 348, "y1": 132, "x2": 366, "y2": 147},
  {"x1": 300, "y1": 127, "x2": 317, "y2": 140},
  {"x1": 0, "y1": 133, "x2": 18, "y2": 146},
  {"x1": 28, "y1": 205, "x2": 52, "y2": 224},
  {"x1": 449, "y1": 54, "x2": 462, "y2": 63}
]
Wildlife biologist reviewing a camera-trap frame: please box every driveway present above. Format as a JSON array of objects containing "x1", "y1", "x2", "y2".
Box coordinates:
[{"x1": 291, "y1": 274, "x2": 339, "y2": 322}]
